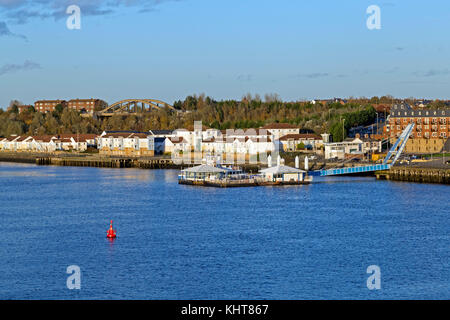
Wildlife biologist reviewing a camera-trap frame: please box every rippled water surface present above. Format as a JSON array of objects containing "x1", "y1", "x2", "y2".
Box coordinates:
[{"x1": 0, "y1": 162, "x2": 448, "y2": 299}]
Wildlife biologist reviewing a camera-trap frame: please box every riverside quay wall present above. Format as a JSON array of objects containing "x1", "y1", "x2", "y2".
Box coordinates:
[
  {"x1": 36, "y1": 156, "x2": 178, "y2": 169},
  {"x1": 376, "y1": 166, "x2": 450, "y2": 184}
]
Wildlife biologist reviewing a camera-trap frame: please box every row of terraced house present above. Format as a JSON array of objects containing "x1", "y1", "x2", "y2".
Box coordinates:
[
  {"x1": 1, "y1": 122, "x2": 381, "y2": 159},
  {"x1": 7, "y1": 111, "x2": 447, "y2": 158},
  {"x1": 0, "y1": 134, "x2": 97, "y2": 152},
  {"x1": 96, "y1": 123, "x2": 329, "y2": 157}
]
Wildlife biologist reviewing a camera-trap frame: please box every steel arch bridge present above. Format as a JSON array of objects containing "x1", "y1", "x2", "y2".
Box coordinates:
[{"x1": 98, "y1": 99, "x2": 178, "y2": 117}]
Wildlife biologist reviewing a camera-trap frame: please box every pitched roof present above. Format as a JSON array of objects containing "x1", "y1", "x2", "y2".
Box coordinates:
[
  {"x1": 129, "y1": 133, "x2": 149, "y2": 139},
  {"x1": 149, "y1": 130, "x2": 173, "y2": 135},
  {"x1": 15, "y1": 136, "x2": 33, "y2": 142},
  {"x1": 261, "y1": 123, "x2": 299, "y2": 129},
  {"x1": 5, "y1": 135, "x2": 20, "y2": 141},
  {"x1": 68, "y1": 99, "x2": 99, "y2": 103},
  {"x1": 54, "y1": 134, "x2": 97, "y2": 141},
  {"x1": 34, "y1": 100, "x2": 66, "y2": 104},
  {"x1": 260, "y1": 165, "x2": 305, "y2": 174},
  {"x1": 245, "y1": 136, "x2": 273, "y2": 143},
  {"x1": 224, "y1": 128, "x2": 272, "y2": 136},
  {"x1": 168, "y1": 137, "x2": 186, "y2": 144},
  {"x1": 279, "y1": 134, "x2": 322, "y2": 141},
  {"x1": 32, "y1": 135, "x2": 56, "y2": 143},
  {"x1": 102, "y1": 133, "x2": 134, "y2": 138},
  {"x1": 181, "y1": 164, "x2": 227, "y2": 173}
]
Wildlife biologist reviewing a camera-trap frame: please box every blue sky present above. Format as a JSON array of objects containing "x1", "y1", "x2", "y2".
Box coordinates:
[{"x1": 1, "y1": 0, "x2": 450, "y2": 108}]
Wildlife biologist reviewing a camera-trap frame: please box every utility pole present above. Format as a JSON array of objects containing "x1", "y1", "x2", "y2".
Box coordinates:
[{"x1": 376, "y1": 113, "x2": 379, "y2": 135}]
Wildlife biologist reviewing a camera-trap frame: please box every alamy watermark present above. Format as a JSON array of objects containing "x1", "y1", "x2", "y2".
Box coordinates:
[
  {"x1": 366, "y1": 5, "x2": 381, "y2": 30},
  {"x1": 366, "y1": 265, "x2": 381, "y2": 290},
  {"x1": 66, "y1": 5, "x2": 81, "y2": 30},
  {"x1": 66, "y1": 265, "x2": 81, "y2": 290}
]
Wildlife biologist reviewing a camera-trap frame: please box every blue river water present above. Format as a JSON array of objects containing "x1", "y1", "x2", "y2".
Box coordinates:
[{"x1": 0, "y1": 162, "x2": 448, "y2": 300}]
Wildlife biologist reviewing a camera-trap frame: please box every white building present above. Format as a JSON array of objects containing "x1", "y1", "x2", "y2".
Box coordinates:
[
  {"x1": 164, "y1": 136, "x2": 190, "y2": 154},
  {"x1": 261, "y1": 123, "x2": 300, "y2": 140},
  {"x1": 98, "y1": 131, "x2": 154, "y2": 156},
  {"x1": 278, "y1": 134, "x2": 324, "y2": 151},
  {"x1": 324, "y1": 134, "x2": 382, "y2": 160}
]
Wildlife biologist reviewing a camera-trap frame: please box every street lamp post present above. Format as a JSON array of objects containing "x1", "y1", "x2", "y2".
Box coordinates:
[
  {"x1": 342, "y1": 118, "x2": 345, "y2": 142},
  {"x1": 376, "y1": 113, "x2": 379, "y2": 135},
  {"x1": 443, "y1": 136, "x2": 446, "y2": 165}
]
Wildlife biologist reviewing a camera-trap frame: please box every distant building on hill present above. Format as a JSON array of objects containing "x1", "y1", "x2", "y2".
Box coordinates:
[
  {"x1": 33, "y1": 99, "x2": 106, "y2": 114},
  {"x1": 34, "y1": 100, "x2": 67, "y2": 113},
  {"x1": 67, "y1": 99, "x2": 107, "y2": 114}
]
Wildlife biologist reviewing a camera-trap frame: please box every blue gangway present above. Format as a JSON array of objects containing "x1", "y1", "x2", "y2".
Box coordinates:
[
  {"x1": 308, "y1": 123, "x2": 414, "y2": 177},
  {"x1": 317, "y1": 164, "x2": 390, "y2": 177}
]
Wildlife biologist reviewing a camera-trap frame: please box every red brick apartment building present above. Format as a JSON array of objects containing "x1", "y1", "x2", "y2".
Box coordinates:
[
  {"x1": 386, "y1": 104, "x2": 450, "y2": 154},
  {"x1": 34, "y1": 100, "x2": 67, "y2": 113},
  {"x1": 33, "y1": 99, "x2": 106, "y2": 114},
  {"x1": 67, "y1": 99, "x2": 105, "y2": 114}
]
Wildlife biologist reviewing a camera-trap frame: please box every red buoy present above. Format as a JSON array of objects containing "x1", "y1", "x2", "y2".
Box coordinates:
[{"x1": 106, "y1": 220, "x2": 117, "y2": 239}]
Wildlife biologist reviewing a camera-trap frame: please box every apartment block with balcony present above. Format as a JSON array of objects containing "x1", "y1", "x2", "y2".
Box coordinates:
[{"x1": 386, "y1": 104, "x2": 449, "y2": 153}]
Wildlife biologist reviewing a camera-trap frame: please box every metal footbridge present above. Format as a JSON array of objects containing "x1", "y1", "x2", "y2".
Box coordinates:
[{"x1": 311, "y1": 123, "x2": 415, "y2": 177}]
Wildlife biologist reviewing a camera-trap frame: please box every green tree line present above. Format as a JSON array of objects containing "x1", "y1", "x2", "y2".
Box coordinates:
[{"x1": 1, "y1": 95, "x2": 378, "y2": 141}]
